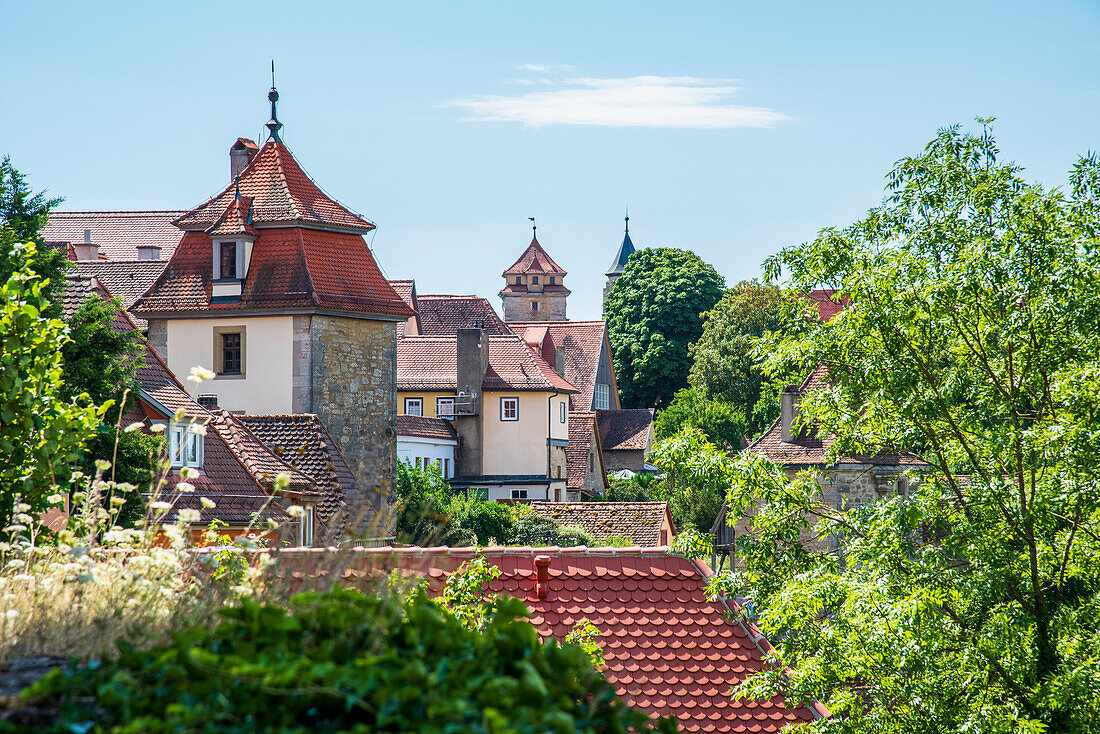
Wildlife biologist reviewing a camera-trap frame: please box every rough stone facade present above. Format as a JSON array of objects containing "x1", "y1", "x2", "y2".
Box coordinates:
[
  {"x1": 146, "y1": 318, "x2": 167, "y2": 361},
  {"x1": 307, "y1": 314, "x2": 399, "y2": 526},
  {"x1": 500, "y1": 292, "x2": 567, "y2": 322}
]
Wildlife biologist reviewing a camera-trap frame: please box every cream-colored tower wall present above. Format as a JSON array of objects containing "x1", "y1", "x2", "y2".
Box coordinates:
[{"x1": 166, "y1": 316, "x2": 295, "y2": 414}]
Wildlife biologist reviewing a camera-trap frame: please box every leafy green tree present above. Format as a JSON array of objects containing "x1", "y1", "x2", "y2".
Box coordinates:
[
  {"x1": 653, "y1": 386, "x2": 747, "y2": 452},
  {"x1": 0, "y1": 156, "x2": 68, "y2": 316},
  {"x1": 648, "y1": 428, "x2": 731, "y2": 534},
  {"x1": 689, "y1": 280, "x2": 791, "y2": 437},
  {"x1": 392, "y1": 462, "x2": 475, "y2": 546},
  {"x1": 509, "y1": 504, "x2": 594, "y2": 546},
  {"x1": 592, "y1": 472, "x2": 665, "y2": 503},
  {"x1": 605, "y1": 248, "x2": 724, "y2": 408},
  {"x1": 722, "y1": 123, "x2": 1100, "y2": 733}
]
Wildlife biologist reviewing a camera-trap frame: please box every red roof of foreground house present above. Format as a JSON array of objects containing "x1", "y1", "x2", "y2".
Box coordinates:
[
  {"x1": 173, "y1": 139, "x2": 374, "y2": 233},
  {"x1": 397, "y1": 334, "x2": 578, "y2": 393},
  {"x1": 597, "y1": 408, "x2": 655, "y2": 451},
  {"x1": 395, "y1": 415, "x2": 459, "y2": 442},
  {"x1": 507, "y1": 320, "x2": 615, "y2": 411},
  {"x1": 502, "y1": 236, "x2": 567, "y2": 275},
  {"x1": 272, "y1": 547, "x2": 825, "y2": 732},
  {"x1": 416, "y1": 294, "x2": 512, "y2": 336},
  {"x1": 43, "y1": 211, "x2": 186, "y2": 261}
]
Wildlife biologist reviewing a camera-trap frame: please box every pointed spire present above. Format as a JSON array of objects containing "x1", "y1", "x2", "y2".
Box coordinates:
[
  {"x1": 606, "y1": 211, "x2": 636, "y2": 277},
  {"x1": 266, "y1": 61, "x2": 283, "y2": 142}
]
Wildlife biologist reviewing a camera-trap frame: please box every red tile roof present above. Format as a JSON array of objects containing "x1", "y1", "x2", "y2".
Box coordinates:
[
  {"x1": 397, "y1": 334, "x2": 578, "y2": 393},
  {"x1": 173, "y1": 140, "x2": 374, "y2": 233},
  {"x1": 272, "y1": 547, "x2": 824, "y2": 732},
  {"x1": 807, "y1": 289, "x2": 847, "y2": 322},
  {"x1": 507, "y1": 320, "x2": 612, "y2": 410},
  {"x1": 597, "y1": 409, "x2": 654, "y2": 451},
  {"x1": 395, "y1": 415, "x2": 459, "y2": 442},
  {"x1": 204, "y1": 196, "x2": 258, "y2": 238},
  {"x1": 43, "y1": 211, "x2": 185, "y2": 261},
  {"x1": 415, "y1": 294, "x2": 512, "y2": 336},
  {"x1": 131, "y1": 227, "x2": 413, "y2": 318},
  {"x1": 565, "y1": 411, "x2": 604, "y2": 490},
  {"x1": 748, "y1": 365, "x2": 927, "y2": 468},
  {"x1": 502, "y1": 236, "x2": 566, "y2": 275},
  {"x1": 528, "y1": 502, "x2": 673, "y2": 546}
]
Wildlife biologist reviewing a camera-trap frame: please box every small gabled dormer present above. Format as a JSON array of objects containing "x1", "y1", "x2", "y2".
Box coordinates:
[{"x1": 206, "y1": 193, "x2": 258, "y2": 303}]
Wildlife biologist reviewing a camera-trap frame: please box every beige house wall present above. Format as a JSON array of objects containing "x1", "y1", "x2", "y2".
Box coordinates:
[{"x1": 165, "y1": 315, "x2": 295, "y2": 414}]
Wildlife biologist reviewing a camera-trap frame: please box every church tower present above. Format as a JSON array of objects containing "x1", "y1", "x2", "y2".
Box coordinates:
[
  {"x1": 499, "y1": 223, "x2": 569, "y2": 321},
  {"x1": 603, "y1": 214, "x2": 635, "y2": 304}
]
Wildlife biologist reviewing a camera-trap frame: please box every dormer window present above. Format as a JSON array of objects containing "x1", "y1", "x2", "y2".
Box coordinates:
[
  {"x1": 220, "y1": 242, "x2": 238, "y2": 279},
  {"x1": 549, "y1": 276, "x2": 555, "y2": 284},
  {"x1": 168, "y1": 422, "x2": 204, "y2": 469}
]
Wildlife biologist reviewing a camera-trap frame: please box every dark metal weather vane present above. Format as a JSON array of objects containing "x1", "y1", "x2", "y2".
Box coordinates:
[
  {"x1": 266, "y1": 60, "x2": 282, "y2": 142},
  {"x1": 529, "y1": 216, "x2": 536, "y2": 237}
]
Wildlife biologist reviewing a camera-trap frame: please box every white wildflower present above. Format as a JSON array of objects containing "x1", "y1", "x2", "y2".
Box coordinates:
[
  {"x1": 5, "y1": 610, "x2": 18, "y2": 621},
  {"x1": 5, "y1": 559, "x2": 25, "y2": 570},
  {"x1": 13, "y1": 503, "x2": 30, "y2": 513},
  {"x1": 199, "y1": 497, "x2": 216, "y2": 509},
  {"x1": 150, "y1": 501, "x2": 172, "y2": 511},
  {"x1": 150, "y1": 423, "x2": 166, "y2": 434},
  {"x1": 110, "y1": 496, "x2": 127, "y2": 506},
  {"x1": 15, "y1": 514, "x2": 32, "y2": 524},
  {"x1": 177, "y1": 509, "x2": 201, "y2": 524},
  {"x1": 176, "y1": 482, "x2": 195, "y2": 494},
  {"x1": 286, "y1": 505, "x2": 305, "y2": 518},
  {"x1": 94, "y1": 459, "x2": 112, "y2": 473},
  {"x1": 191, "y1": 424, "x2": 207, "y2": 436},
  {"x1": 231, "y1": 585, "x2": 253, "y2": 597},
  {"x1": 124, "y1": 421, "x2": 146, "y2": 433},
  {"x1": 47, "y1": 494, "x2": 63, "y2": 505},
  {"x1": 180, "y1": 466, "x2": 199, "y2": 480},
  {"x1": 187, "y1": 366, "x2": 217, "y2": 384}
]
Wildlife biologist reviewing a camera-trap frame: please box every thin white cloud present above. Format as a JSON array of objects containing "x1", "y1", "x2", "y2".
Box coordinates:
[
  {"x1": 446, "y1": 75, "x2": 790, "y2": 129},
  {"x1": 514, "y1": 63, "x2": 574, "y2": 72}
]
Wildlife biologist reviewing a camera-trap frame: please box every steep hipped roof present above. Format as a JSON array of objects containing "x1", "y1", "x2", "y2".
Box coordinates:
[
  {"x1": 606, "y1": 226, "x2": 636, "y2": 276},
  {"x1": 395, "y1": 415, "x2": 459, "y2": 442},
  {"x1": 596, "y1": 408, "x2": 654, "y2": 451},
  {"x1": 416, "y1": 295, "x2": 512, "y2": 336},
  {"x1": 173, "y1": 140, "x2": 374, "y2": 233},
  {"x1": 528, "y1": 502, "x2": 673, "y2": 546},
  {"x1": 564, "y1": 410, "x2": 604, "y2": 490},
  {"x1": 43, "y1": 211, "x2": 185, "y2": 261},
  {"x1": 397, "y1": 334, "x2": 578, "y2": 393},
  {"x1": 271, "y1": 547, "x2": 824, "y2": 732},
  {"x1": 506, "y1": 320, "x2": 613, "y2": 411},
  {"x1": 502, "y1": 236, "x2": 566, "y2": 276}
]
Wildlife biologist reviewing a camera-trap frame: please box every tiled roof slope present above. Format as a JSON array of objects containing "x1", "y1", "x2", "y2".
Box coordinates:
[
  {"x1": 388, "y1": 279, "x2": 416, "y2": 311},
  {"x1": 75, "y1": 260, "x2": 168, "y2": 328},
  {"x1": 597, "y1": 409, "x2": 654, "y2": 451},
  {"x1": 748, "y1": 365, "x2": 926, "y2": 468},
  {"x1": 205, "y1": 195, "x2": 258, "y2": 237},
  {"x1": 173, "y1": 140, "x2": 374, "y2": 233},
  {"x1": 397, "y1": 334, "x2": 578, "y2": 393},
  {"x1": 416, "y1": 295, "x2": 512, "y2": 336},
  {"x1": 807, "y1": 289, "x2": 846, "y2": 322},
  {"x1": 240, "y1": 414, "x2": 373, "y2": 531},
  {"x1": 395, "y1": 415, "x2": 458, "y2": 442},
  {"x1": 528, "y1": 502, "x2": 673, "y2": 547},
  {"x1": 272, "y1": 547, "x2": 823, "y2": 732},
  {"x1": 503, "y1": 236, "x2": 566, "y2": 275},
  {"x1": 131, "y1": 227, "x2": 413, "y2": 318},
  {"x1": 606, "y1": 228, "x2": 636, "y2": 276},
  {"x1": 43, "y1": 211, "x2": 185, "y2": 261},
  {"x1": 506, "y1": 320, "x2": 611, "y2": 410},
  {"x1": 566, "y1": 411, "x2": 600, "y2": 489}
]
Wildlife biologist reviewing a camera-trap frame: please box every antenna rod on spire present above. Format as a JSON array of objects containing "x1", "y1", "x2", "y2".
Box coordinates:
[
  {"x1": 625, "y1": 207, "x2": 630, "y2": 233},
  {"x1": 266, "y1": 61, "x2": 283, "y2": 143},
  {"x1": 271, "y1": 60, "x2": 275, "y2": 87},
  {"x1": 528, "y1": 216, "x2": 536, "y2": 236}
]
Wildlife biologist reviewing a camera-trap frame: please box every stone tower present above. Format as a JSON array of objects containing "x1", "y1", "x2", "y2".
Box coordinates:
[
  {"x1": 603, "y1": 215, "x2": 635, "y2": 305},
  {"x1": 499, "y1": 227, "x2": 569, "y2": 321}
]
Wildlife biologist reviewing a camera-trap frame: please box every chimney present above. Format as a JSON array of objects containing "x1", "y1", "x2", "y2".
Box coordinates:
[
  {"x1": 136, "y1": 245, "x2": 161, "y2": 261},
  {"x1": 780, "y1": 384, "x2": 799, "y2": 443},
  {"x1": 534, "y1": 555, "x2": 551, "y2": 600},
  {"x1": 454, "y1": 328, "x2": 488, "y2": 477},
  {"x1": 230, "y1": 138, "x2": 259, "y2": 181},
  {"x1": 197, "y1": 395, "x2": 219, "y2": 409},
  {"x1": 73, "y1": 229, "x2": 98, "y2": 261}
]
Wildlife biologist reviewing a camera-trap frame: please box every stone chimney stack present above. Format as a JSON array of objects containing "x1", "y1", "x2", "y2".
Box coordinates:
[
  {"x1": 230, "y1": 138, "x2": 259, "y2": 181},
  {"x1": 780, "y1": 384, "x2": 800, "y2": 443},
  {"x1": 454, "y1": 328, "x2": 488, "y2": 477},
  {"x1": 136, "y1": 245, "x2": 161, "y2": 261},
  {"x1": 73, "y1": 229, "x2": 98, "y2": 261}
]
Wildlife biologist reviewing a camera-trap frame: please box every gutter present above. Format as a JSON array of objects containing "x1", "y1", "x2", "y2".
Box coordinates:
[{"x1": 547, "y1": 390, "x2": 560, "y2": 499}]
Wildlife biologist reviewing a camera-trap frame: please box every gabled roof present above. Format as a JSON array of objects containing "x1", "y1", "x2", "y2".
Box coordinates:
[
  {"x1": 506, "y1": 320, "x2": 613, "y2": 410},
  {"x1": 415, "y1": 294, "x2": 512, "y2": 336},
  {"x1": 204, "y1": 195, "x2": 258, "y2": 238},
  {"x1": 173, "y1": 140, "x2": 375, "y2": 233},
  {"x1": 272, "y1": 547, "x2": 824, "y2": 732},
  {"x1": 395, "y1": 415, "x2": 459, "y2": 442},
  {"x1": 502, "y1": 236, "x2": 566, "y2": 276},
  {"x1": 43, "y1": 211, "x2": 185, "y2": 261},
  {"x1": 596, "y1": 408, "x2": 654, "y2": 451},
  {"x1": 397, "y1": 334, "x2": 578, "y2": 393},
  {"x1": 606, "y1": 228, "x2": 636, "y2": 276},
  {"x1": 564, "y1": 410, "x2": 605, "y2": 490},
  {"x1": 528, "y1": 501, "x2": 673, "y2": 546},
  {"x1": 75, "y1": 260, "x2": 168, "y2": 328}
]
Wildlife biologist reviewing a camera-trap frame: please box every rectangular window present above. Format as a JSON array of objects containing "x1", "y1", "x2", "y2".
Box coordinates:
[
  {"x1": 404, "y1": 398, "x2": 423, "y2": 416},
  {"x1": 470, "y1": 487, "x2": 489, "y2": 500},
  {"x1": 532, "y1": 275, "x2": 539, "y2": 285},
  {"x1": 298, "y1": 506, "x2": 315, "y2": 547},
  {"x1": 443, "y1": 458, "x2": 450, "y2": 477},
  {"x1": 221, "y1": 333, "x2": 242, "y2": 375},
  {"x1": 436, "y1": 397, "x2": 455, "y2": 418},
  {"x1": 593, "y1": 383, "x2": 610, "y2": 410},
  {"x1": 220, "y1": 242, "x2": 237, "y2": 280},
  {"x1": 515, "y1": 276, "x2": 521, "y2": 285},
  {"x1": 213, "y1": 326, "x2": 246, "y2": 377},
  {"x1": 559, "y1": 401, "x2": 566, "y2": 423},
  {"x1": 531, "y1": 302, "x2": 538, "y2": 311},
  {"x1": 549, "y1": 276, "x2": 555, "y2": 284},
  {"x1": 500, "y1": 397, "x2": 519, "y2": 421},
  {"x1": 169, "y1": 423, "x2": 204, "y2": 469},
  {"x1": 511, "y1": 489, "x2": 528, "y2": 500}
]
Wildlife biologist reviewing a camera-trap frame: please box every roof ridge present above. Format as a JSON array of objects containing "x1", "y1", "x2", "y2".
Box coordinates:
[
  {"x1": 270, "y1": 142, "x2": 303, "y2": 222},
  {"x1": 51, "y1": 210, "x2": 188, "y2": 216}
]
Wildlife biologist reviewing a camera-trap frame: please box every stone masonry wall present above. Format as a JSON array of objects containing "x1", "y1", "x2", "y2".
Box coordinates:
[
  {"x1": 500, "y1": 293, "x2": 567, "y2": 322},
  {"x1": 309, "y1": 314, "x2": 398, "y2": 533}
]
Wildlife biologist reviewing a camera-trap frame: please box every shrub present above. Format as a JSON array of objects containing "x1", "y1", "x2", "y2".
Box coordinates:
[
  {"x1": 452, "y1": 499, "x2": 514, "y2": 545},
  {"x1": 509, "y1": 505, "x2": 594, "y2": 546},
  {"x1": 653, "y1": 387, "x2": 747, "y2": 452}
]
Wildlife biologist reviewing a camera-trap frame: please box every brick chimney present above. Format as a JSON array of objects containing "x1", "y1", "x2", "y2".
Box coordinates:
[
  {"x1": 780, "y1": 384, "x2": 800, "y2": 443},
  {"x1": 534, "y1": 555, "x2": 551, "y2": 600},
  {"x1": 73, "y1": 229, "x2": 98, "y2": 261},
  {"x1": 454, "y1": 328, "x2": 488, "y2": 477},
  {"x1": 230, "y1": 138, "x2": 259, "y2": 181}
]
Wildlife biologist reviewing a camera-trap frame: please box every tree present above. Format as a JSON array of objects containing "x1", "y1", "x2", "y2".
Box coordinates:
[
  {"x1": 0, "y1": 156, "x2": 68, "y2": 317},
  {"x1": 653, "y1": 386, "x2": 747, "y2": 452},
  {"x1": 720, "y1": 123, "x2": 1100, "y2": 733},
  {"x1": 605, "y1": 248, "x2": 724, "y2": 408},
  {"x1": 689, "y1": 280, "x2": 791, "y2": 437},
  {"x1": 648, "y1": 428, "x2": 731, "y2": 534}
]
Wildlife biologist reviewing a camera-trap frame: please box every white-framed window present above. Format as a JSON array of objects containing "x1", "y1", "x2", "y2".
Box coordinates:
[
  {"x1": 593, "y1": 383, "x2": 610, "y2": 410},
  {"x1": 559, "y1": 400, "x2": 567, "y2": 423},
  {"x1": 404, "y1": 398, "x2": 423, "y2": 416},
  {"x1": 297, "y1": 506, "x2": 314, "y2": 547},
  {"x1": 531, "y1": 301, "x2": 539, "y2": 311},
  {"x1": 213, "y1": 240, "x2": 246, "y2": 281},
  {"x1": 168, "y1": 423, "x2": 204, "y2": 469},
  {"x1": 436, "y1": 397, "x2": 455, "y2": 418},
  {"x1": 443, "y1": 458, "x2": 450, "y2": 477},
  {"x1": 511, "y1": 489, "x2": 528, "y2": 500},
  {"x1": 500, "y1": 397, "x2": 519, "y2": 421}
]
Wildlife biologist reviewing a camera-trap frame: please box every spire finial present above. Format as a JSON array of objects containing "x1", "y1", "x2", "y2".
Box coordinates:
[
  {"x1": 234, "y1": 174, "x2": 242, "y2": 200},
  {"x1": 625, "y1": 207, "x2": 629, "y2": 234},
  {"x1": 528, "y1": 216, "x2": 536, "y2": 238},
  {"x1": 266, "y1": 61, "x2": 283, "y2": 142}
]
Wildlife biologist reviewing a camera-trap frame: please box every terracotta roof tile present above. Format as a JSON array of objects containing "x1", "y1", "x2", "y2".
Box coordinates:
[
  {"x1": 74, "y1": 260, "x2": 168, "y2": 328},
  {"x1": 415, "y1": 295, "x2": 511, "y2": 336},
  {"x1": 597, "y1": 409, "x2": 654, "y2": 451},
  {"x1": 395, "y1": 415, "x2": 458, "y2": 442},
  {"x1": 270, "y1": 547, "x2": 823, "y2": 732},
  {"x1": 43, "y1": 211, "x2": 185, "y2": 261},
  {"x1": 528, "y1": 502, "x2": 673, "y2": 546},
  {"x1": 502, "y1": 236, "x2": 566, "y2": 275},
  {"x1": 807, "y1": 289, "x2": 847, "y2": 322},
  {"x1": 507, "y1": 320, "x2": 610, "y2": 410},
  {"x1": 566, "y1": 411, "x2": 599, "y2": 489},
  {"x1": 204, "y1": 196, "x2": 258, "y2": 237},
  {"x1": 397, "y1": 334, "x2": 578, "y2": 393}
]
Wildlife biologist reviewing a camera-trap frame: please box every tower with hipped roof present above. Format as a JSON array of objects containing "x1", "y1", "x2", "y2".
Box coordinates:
[
  {"x1": 132, "y1": 85, "x2": 413, "y2": 528},
  {"x1": 499, "y1": 222, "x2": 569, "y2": 321}
]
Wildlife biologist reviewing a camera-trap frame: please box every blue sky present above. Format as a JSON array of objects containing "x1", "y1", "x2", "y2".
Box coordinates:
[{"x1": 3, "y1": 1, "x2": 1098, "y2": 318}]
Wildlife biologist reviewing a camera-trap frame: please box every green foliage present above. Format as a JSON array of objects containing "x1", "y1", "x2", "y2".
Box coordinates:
[
  {"x1": 0, "y1": 245, "x2": 102, "y2": 520},
  {"x1": 648, "y1": 428, "x2": 732, "y2": 534},
  {"x1": 25, "y1": 585, "x2": 677, "y2": 733},
  {"x1": 565, "y1": 619, "x2": 605, "y2": 668},
  {"x1": 594, "y1": 472, "x2": 664, "y2": 503},
  {"x1": 689, "y1": 280, "x2": 792, "y2": 437},
  {"x1": 0, "y1": 156, "x2": 68, "y2": 317},
  {"x1": 510, "y1": 504, "x2": 595, "y2": 546},
  {"x1": 452, "y1": 500, "x2": 515, "y2": 545},
  {"x1": 670, "y1": 527, "x2": 713, "y2": 560},
  {"x1": 653, "y1": 386, "x2": 747, "y2": 452},
  {"x1": 59, "y1": 294, "x2": 142, "y2": 406},
  {"x1": 727, "y1": 123, "x2": 1100, "y2": 733},
  {"x1": 438, "y1": 556, "x2": 502, "y2": 631},
  {"x1": 392, "y1": 461, "x2": 475, "y2": 546},
  {"x1": 605, "y1": 247, "x2": 724, "y2": 408}
]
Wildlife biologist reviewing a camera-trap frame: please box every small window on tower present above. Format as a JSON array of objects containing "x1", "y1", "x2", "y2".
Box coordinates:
[
  {"x1": 549, "y1": 276, "x2": 555, "y2": 284},
  {"x1": 221, "y1": 333, "x2": 242, "y2": 374},
  {"x1": 213, "y1": 326, "x2": 246, "y2": 376},
  {"x1": 532, "y1": 275, "x2": 539, "y2": 285},
  {"x1": 515, "y1": 276, "x2": 521, "y2": 285},
  {"x1": 532, "y1": 302, "x2": 539, "y2": 311}
]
